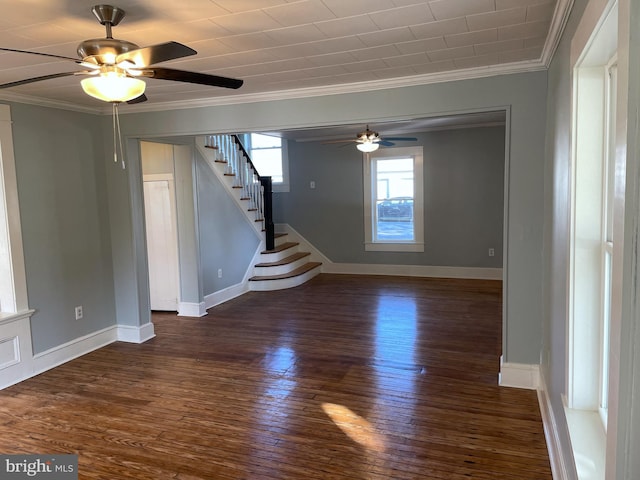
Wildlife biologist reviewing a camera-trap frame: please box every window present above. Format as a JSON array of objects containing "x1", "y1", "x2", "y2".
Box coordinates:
[
  {"x1": 363, "y1": 146, "x2": 424, "y2": 252},
  {"x1": 245, "y1": 133, "x2": 289, "y2": 192},
  {"x1": 566, "y1": 1, "x2": 619, "y2": 476}
]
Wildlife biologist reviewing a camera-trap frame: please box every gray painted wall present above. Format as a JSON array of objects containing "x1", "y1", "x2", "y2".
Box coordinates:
[
  {"x1": 274, "y1": 126, "x2": 505, "y2": 267},
  {"x1": 9, "y1": 103, "x2": 116, "y2": 354},
  {"x1": 195, "y1": 149, "x2": 260, "y2": 294},
  {"x1": 113, "y1": 71, "x2": 547, "y2": 365}
]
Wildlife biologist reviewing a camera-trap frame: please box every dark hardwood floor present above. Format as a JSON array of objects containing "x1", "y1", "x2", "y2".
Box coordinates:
[{"x1": 0, "y1": 274, "x2": 551, "y2": 479}]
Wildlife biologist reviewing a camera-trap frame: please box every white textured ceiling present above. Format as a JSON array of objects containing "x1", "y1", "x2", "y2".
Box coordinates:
[{"x1": 0, "y1": 0, "x2": 562, "y2": 111}]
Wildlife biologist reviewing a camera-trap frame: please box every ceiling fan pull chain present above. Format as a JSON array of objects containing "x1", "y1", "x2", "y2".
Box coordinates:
[
  {"x1": 112, "y1": 103, "x2": 118, "y2": 164},
  {"x1": 114, "y1": 103, "x2": 125, "y2": 169}
]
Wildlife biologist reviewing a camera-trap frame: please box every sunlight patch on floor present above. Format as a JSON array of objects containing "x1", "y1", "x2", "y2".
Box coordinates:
[{"x1": 321, "y1": 402, "x2": 386, "y2": 452}]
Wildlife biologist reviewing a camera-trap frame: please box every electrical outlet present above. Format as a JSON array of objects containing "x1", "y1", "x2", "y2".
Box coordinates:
[
  {"x1": 488, "y1": 248, "x2": 495, "y2": 257},
  {"x1": 75, "y1": 306, "x2": 83, "y2": 320},
  {"x1": 310, "y1": 181, "x2": 316, "y2": 189},
  {"x1": 218, "y1": 268, "x2": 223, "y2": 278}
]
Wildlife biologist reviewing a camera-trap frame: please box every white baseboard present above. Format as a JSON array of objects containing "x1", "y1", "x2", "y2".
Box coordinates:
[
  {"x1": 538, "y1": 370, "x2": 572, "y2": 480},
  {"x1": 498, "y1": 356, "x2": 541, "y2": 389},
  {"x1": 3, "y1": 320, "x2": 155, "y2": 390},
  {"x1": 117, "y1": 322, "x2": 155, "y2": 343},
  {"x1": 274, "y1": 223, "x2": 502, "y2": 281},
  {"x1": 32, "y1": 325, "x2": 118, "y2": 376},
  {"x1": 178, "y1": 301, "x2": 207, "y2": 317},
  {"x1": 205, "y1": 281, "x2": 249, "y2": 310},
  {"x1": 324, "y1": 262, "x2": 503, "y2": 280}
]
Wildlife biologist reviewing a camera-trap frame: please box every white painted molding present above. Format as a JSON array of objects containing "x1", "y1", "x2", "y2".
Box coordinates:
[
  {"x1": 275, "y1": 223, "x2": 503, "y2": 280},
  {"x1": 0, "y1": 57, "x2": 549, "y2": 116},
  {"x1": 541, "y1": 0, "x2": 576, "y2": 68},
  {"x1": 178, "y1": 302, "x2": 207, "y2": 317},
  {"x1": 274, "y1": 224, "x2": 333, "y2": 266},
  {"x1": 205, "y1": 282, "x2": 249, "y2": 310},
  {"x1": 498, "y1": 355, "x2": 541, "y2": 389},
  {"x1": 325, "y1": 263, "x2": 503, "y2": 280},
  {"x1": 122, "y1": 61, "x2": 547, "y2": 114},
  {"x1": 32, "y1": 326, "x2": 118, "y2": 377},
  {"x1": 117, "y1": 322, "x2": 156, "y2": 344},
  {"x1": 0, "y1": 310, "x2": 34, "y2": 390},
  {"x1": 1, "y1": 320, "x2": 156, "y2": 390},
  {"x1": 538, "y1": 370, "x2": 573, "y2": 480}
]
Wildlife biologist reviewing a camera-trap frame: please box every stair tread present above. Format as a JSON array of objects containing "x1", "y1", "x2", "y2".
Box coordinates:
[
  {"x1": 255, "y1": 251, "x2": 311, "y2": 267},
  {"x1": 249, "y1": 262, "x2": 322, "y2": 281},
  {"x1": 261, "y1": 241, "x2": 298, "y2": 254}
]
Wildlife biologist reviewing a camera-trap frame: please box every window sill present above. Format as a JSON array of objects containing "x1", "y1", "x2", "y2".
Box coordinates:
[
  {"x1": 365, "y1": 242, "x2": 424, "y2": 252},
  {"x1": 564, "y1": 403, "x2": 606, "y2": 479}
]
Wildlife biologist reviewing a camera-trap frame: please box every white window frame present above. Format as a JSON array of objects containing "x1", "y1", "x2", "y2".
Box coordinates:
[
  {"x1": 363, "y1": 146, "x2": 424, "y2": 252},
  {"x1": 245, "y1": 133, "x2": 289, "y2": 193},
  {"x1": 565, "y1": 1, "x2": 619, "y2": 477}
]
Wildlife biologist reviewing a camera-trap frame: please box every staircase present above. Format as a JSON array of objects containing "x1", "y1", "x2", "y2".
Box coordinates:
[
  {"x1": 196, "y1": 135, "x2": 322, "y2": 291},
  {"x1": 249, "y1": 233, "x2": 322, "y2": 291}
]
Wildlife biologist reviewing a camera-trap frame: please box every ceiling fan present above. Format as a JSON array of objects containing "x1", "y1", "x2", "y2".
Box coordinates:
[
  {"x1": 0, "y1": 4, "x2": 243, "y2": 104},
  {"x1": 324, "y1": 126, "x2": 417, "y2": 152}
]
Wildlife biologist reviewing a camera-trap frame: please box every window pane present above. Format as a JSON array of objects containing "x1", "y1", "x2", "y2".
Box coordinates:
[
  {"x1": 251, "y1": 149, "x2": 283, "y2": 182},
  {"x1": 251, "y1": 133, "x2": 281, "y2": 148},
  {"x1": 374, "y1": 157, "x2": 414, "y2": 242}
]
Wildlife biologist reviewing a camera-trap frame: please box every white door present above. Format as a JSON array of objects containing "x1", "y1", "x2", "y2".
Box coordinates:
[{"x1": 143, "y1": 179, "x2": 180, "y2": 311}]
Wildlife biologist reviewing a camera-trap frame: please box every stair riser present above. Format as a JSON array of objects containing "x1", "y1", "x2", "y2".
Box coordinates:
[
  {"x1": 275, "y1": 234, "x2": 288, "y2": 247},
  {"x1": 249, "y1": 265, "x2": 321, "y2": 291},
  {"x1": 259, "y1": 246, "x2": 299, "y2": 263},
  {"x1": 253, "y1": 256, "x2": 310, "y2": 276}
]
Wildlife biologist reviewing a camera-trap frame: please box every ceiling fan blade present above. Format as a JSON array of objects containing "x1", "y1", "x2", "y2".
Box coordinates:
[
  {"x1": 0, "y1": 47, "x2": 82, "y2": 64},
  {"x1": 0, "y1": 71, "x2": 84, "y2": 89},
  {"x1": 127, "y1": 93, "x2": 148, "y2": 105},
  {"x1": 116, "y1": 41, "x2": 196, "y2": 68},
  {"x1": 322, "y1": 139, "x2": 356, "y2": 144},
  {"x1": 379, "y1": 140, "x2": 396, "y2": 147},
  {"x1": 383, "y1": 137, "x2": 418, "y2": 142},
  {"x1": 144, "y1": 68, "x2": 243, "y2": 89}
]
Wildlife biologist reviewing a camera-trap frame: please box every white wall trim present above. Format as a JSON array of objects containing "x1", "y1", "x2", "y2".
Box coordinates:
[
  {"x1": 117, "y1": 322, "x2": 156, "y2": 343},
  {"x1": 538, "y1": 370, "x2": 573, "y2": 480},
  {"x1": 542, "y1": 0, "x2": 576, "y2": 68},
  {"x1": 178, "y1": 302, "x2": 207, "y2": 317},
  {"x1": 498, "y1": 355, "x2": 541, "y2": 389},
  {"x1": 0, "y1": 310, "x2": 34, "y2": 390},
  {"x1": 2, "y1": 320, "x2": 156, "y2": 390},
  {"x1": 275, "y1": 223, "x2": 502, "y2": 280},
  {"x1": 205, "y1": 282, "x2": 249, "y2": 310},
  {"x1": 325, "y1": 263, "x2": 502, "y2": 280},
  {"x1": 275, "y1": 224, "x2": 332, "y2": 265},
  {"x1": 32, "y1": 325, "x2": 118, "y2": 377}
]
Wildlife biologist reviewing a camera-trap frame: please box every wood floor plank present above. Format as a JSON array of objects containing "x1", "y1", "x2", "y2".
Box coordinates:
[{"x1": 0, "y1": 274, "x2": 551, "y2": 479}]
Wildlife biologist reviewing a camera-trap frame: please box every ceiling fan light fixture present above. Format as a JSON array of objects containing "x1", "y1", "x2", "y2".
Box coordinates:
[
  {"x1": 81, "y1": 69, "x2": 145, "y2": 103},
  {"x1": 357, "y1": 141, "x2": 379, "y2": 153}
]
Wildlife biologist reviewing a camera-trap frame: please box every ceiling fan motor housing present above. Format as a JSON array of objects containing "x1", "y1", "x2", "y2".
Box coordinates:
[
  {"x1": 77, "y1": 5, "x2": 137, "y2": 64},
  {"x1": 77, "y1": 38, "x2": 139, "y2": 65}
]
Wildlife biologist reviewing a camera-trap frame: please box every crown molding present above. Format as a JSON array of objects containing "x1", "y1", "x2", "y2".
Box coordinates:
[
  {"x1": 119, "y1": 60, "x2": 547, "y2": 115},
  {"x1": 0, "y1": 6, "x2": 576, "y2": 119},
  {"x1": 0, "y1": 91, "x2": 101, "y2": 114},
  {"x1": 541, "y1": 0, "x2": 576, "y2": 67}
]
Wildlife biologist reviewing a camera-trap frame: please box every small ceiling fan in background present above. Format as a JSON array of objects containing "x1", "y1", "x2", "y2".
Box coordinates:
[
  {"x1": 324, "y1": 126, "x2": 418, "y2": 152},
  {"x1": 0, "y1": 4, "x2": 243, "y2": 104}
]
